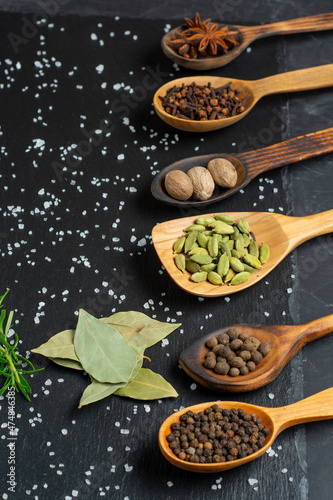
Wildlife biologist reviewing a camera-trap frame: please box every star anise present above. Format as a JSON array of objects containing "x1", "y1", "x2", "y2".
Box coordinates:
[{"x1": 168, "y1": 13, "x2": 239, "y2": 59}]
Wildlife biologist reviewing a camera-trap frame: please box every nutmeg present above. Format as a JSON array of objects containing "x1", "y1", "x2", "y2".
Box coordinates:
[
  {"x1": 207, "y1": 158, "x2": 238, "y2": 188},
  {"x1": 187, "y1": 166, "x2": 215, "y2": 201},
  {"x1": 164, "y1": 170, "x2": 193, "y2": 201}
]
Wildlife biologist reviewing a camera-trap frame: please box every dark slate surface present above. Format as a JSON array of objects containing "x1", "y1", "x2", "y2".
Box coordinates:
[{"x1": 0, "y1": 1, "x2": 332, "y2": 499}]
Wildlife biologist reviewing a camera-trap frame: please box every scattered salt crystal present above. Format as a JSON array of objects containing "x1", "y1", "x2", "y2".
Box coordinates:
[
  {"x1": 117, "y1": 154, "x2": 125, "y2": 160},
  {"x1": 248, "y1": 478, "x2": 258, "y2": 486},
  {"x1": 61, "y1": 429, "x2": 67, "y2": 435}
]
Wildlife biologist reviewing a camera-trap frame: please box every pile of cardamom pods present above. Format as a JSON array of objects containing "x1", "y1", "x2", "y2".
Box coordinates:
[{"x1": 173, "y1": 214, "x2": 270, "y2": 286}]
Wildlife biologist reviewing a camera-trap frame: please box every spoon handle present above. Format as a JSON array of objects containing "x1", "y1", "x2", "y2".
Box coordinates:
[
  {"x1": 251, "y1": 64, "x2": 333, "y2": 100},
  {"x1": 237, "y1": 128, "x2": 333, "y2": 179},
  {"x1": 242, "y1": 13, "x2": 333, "y2": 42},
  {"x1": 269, "y1": 387, "x2": 333, "y2": 432},
  {"x1": 296, "y1": 314, "x2": 333, "y2": 342},
  {"x1": 283, "y1": 209, "x2": 333, "y2": 249}
]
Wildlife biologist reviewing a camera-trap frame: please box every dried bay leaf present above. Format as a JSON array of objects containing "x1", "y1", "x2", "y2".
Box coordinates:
[
  {"x1": 74, "y1": 309, "x2": 137, "y2": 384},
  {"x1": 31, "y1": 329, "x2": 79, "y2": 361},
  {"x1": 78, "y1": 345, "x2": 146, "y2": 408},
  {"x1": 79, "y1": 378, "x2": 128, "y2": 408},
  {"x1": 114, "y1": 368, "x2": 178, "y2": 400},
  {"x1": 100, "y1": 311, "x2": 181, "y2": 349},
  {"x1": 50, "y1": 358, "x2": 83, "y2": 371}
]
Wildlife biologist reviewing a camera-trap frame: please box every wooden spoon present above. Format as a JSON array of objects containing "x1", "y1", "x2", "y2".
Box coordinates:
[
  {"x1": 179, "y1": 315, "x2": 333, "y2": 392},
  {"x1": 151, "y1": 209, "x2": 333, "y2": 297},
  {"x1": 153, "y1": 65, "x2": 333, "y2": 132},
  {"x1": 151, "y1": 128, "x2": 333, "y2": 207},
  {"x1": 162, "y1": 13, "x2": 333, "y2": 70},
  {"x1": 159, "y1": 387, "x2": 333, "y2": 472}
]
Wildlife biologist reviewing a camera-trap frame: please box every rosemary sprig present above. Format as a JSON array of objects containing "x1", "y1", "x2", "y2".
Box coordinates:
[{"x1": 0, "y1": 290, "x2": 43, "y2": 401}]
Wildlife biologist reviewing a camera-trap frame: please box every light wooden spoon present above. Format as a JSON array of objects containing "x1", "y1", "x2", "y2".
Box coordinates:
[
  {"x1": 159, "y1": 387, "x2": 333, "y2": 472},
  {"x1": 153, "y1": 65, "x2": 333, "y2": 132},
  {"x1": 161, "y1": 13, "x2": 333, "y2": 70},
  {"x1": 151, "y1": 128, "x2": 333, "y2": 207},
  {"x1": 179, "y1": 315, "x2": 333, "y2": 392},
  {"x1": 151, "y1": 209, "x2": 333, "y2": 297}
]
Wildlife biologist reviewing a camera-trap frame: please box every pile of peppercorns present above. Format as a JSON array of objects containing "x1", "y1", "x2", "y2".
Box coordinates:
[
  {"x1": 167, "y1": 405, "x2": 270, "y2": 463},
  {"x1": 204, "y1": 327, "x2": 271, "y2": 376}
]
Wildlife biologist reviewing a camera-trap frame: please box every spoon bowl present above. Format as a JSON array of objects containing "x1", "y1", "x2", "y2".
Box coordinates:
[
  {"x1": 151, "y1": 209, "x2": 333, "y2": 297},
  {"x1": 159, "y1": 387, "x2": 333, "y2": 472},
  {"x1": 151, "y1": 128, "x2": 333, "y2": 207},
  {"x1": 162, "y1": 13, "x2": 333, "y2": 70},
  {"x1": 179, "y1": 315, "x2": 333, "y2": 392},
  {"x1": 153, "y1": 64, "x2": 333, "y2": 132}
]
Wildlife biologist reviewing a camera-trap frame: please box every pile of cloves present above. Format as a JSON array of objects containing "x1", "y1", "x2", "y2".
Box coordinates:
[{"x1": 158, "y1": 81, "x2": 245, "y2": 120}]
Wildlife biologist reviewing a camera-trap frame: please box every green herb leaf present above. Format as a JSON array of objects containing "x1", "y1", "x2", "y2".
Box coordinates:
[
  {"x1": 74, "y1": 309, "x2": 137, "y2": 384},
  {"x1": 50, "y1": 358, "x2": 84, "y2": 371},
  {"x1": 31, "y1": 329, "x2": 79, "y2": 361},
  {"x1": 78, "y1": 345, "x2": 146, "y2": 408},
  {"x1": 100, "y1": 311, "x2": 181, "y2": 349},
  {"x1": 0, "y1": 290, "x2": 43, "y2": 401},
  {"x1": 114, "y1": 368, "x2": 178, "y2": 400}
]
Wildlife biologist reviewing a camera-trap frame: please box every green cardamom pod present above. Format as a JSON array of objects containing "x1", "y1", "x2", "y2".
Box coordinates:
[
  {"x1": 243, "y1": 254, "x2": 262, "y2": 269},
  {"x1": 231, "y1": 249, "x2": 240, "y2": 259},
  {"x1": 195, "y1": 216, "x2": 216, "y2": 226},
  {"x1": 235, "y1": 234, "x2": 245, "y2": 256},
  {"x1": 248, "y1": 239, "x2": 259, "y2": 258},
  {"x1": 173, "y1": 236, "x2": 186, "y2": 253},
  {"x1": 207, "y1": 234, "x2": 220, "y2": 258},
  {"x1": 242, "y1": 263, "x2": 256, "y2": 273},
  {"x1": 226, "y1": 239, "x2": 234, "y2": 250},
  {"x1": 219, "y1": 241, "x2": 231, "y2": 257},
  {"x1": 259, "y1": 242, "x2": 270, "y2": 264},
  {"x1": 184, "y1": 230, "x2": 198, "y2": 253},
  {"x1": 184, "y1": 224, "x2": 206, "y2": 232},
  {"x1": 174, "y1": 254, "x2": 186, "y2": 273},
  {"x1": 190, "y1": 254, "x2": 213, "y2": 265},
  {"x1": 229, "y1": 271, "x2": 251, "y2": 285},
  {"x1": 237, "y1": 218, "x2": 250, "y2": 234},
  {"x1": 190, "y1": 271, "x2": 208, "y2": 283},
  {"x1": 202, "y1": 230, "x2": 214, "y2": 236},
  {"x1": 188, "y1": 247, "x2": 209, "y2": 256},
  {"x1": 223, "y1": 268, "x2": 235, "y2": 283},
  {"x1": 217, "y1": 253, "x2": 229, "y2": 277},
  {"x1": 229, "y1": 256, "x2": 245, "y2": 273},
  {"x1": 243, "y1": 233, "x2": 251, "y2": 248},
  {"x1": 230, "y1": 226, "x2": 239, "y2": 240},
  {"x1": 214, "y1": 214, "x2": 234, "y2": 225},
  {"x1": 207, "y1": 271, "x2": 223, "y2": 285},
  {"x1": 200, "y1": 263, "x2": 217, "y2": 272},
  {"x1": 221, "y1": 235, "x2": 230, "y2": 243},
  {"x1": 211, "y1": 221, "x2": 234, "y2": 235},
  {"x1": 197, "y1": 232, "x2": 209, "y2": 249},
  {"x1": 185, "y1": 259, "x2": 201, "y2": 273}
]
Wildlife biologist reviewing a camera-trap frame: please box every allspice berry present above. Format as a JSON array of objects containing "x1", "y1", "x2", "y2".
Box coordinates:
[
  {"x1": 164, "y1": 170, "x2": 193, "y2": 201},
  {"x1": 207, "y1": 158, "x2": 238, "y2": 188}
]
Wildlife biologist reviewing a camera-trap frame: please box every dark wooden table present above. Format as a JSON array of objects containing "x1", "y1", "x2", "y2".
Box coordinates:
[{"x1": 0, "y1": 1, "x2": 332, "y2": 499}]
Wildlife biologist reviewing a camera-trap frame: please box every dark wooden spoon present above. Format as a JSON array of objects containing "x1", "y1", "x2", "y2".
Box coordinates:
[
  {"x1": 179, "y1": 314, "x2": 333, "y2": 392},
  {"x1": 162, "y1": 13, "x2": 333, "y2": 70},
  {"x1": 151, "y1": 127, "x2": 333, "y2": 207}
]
